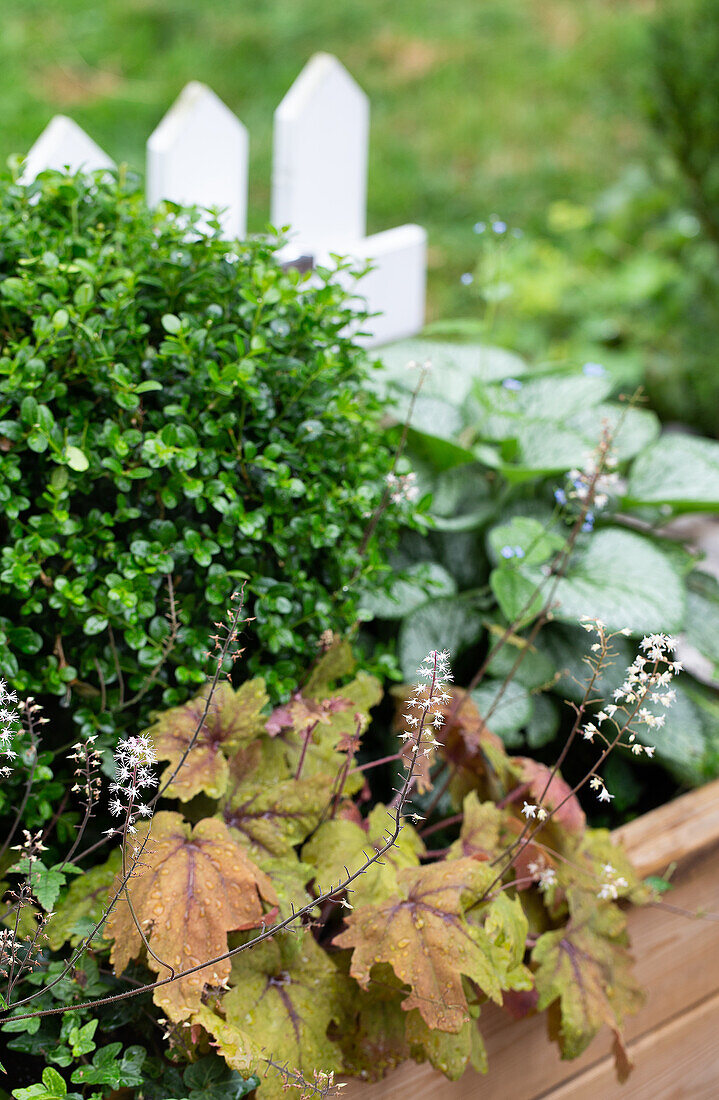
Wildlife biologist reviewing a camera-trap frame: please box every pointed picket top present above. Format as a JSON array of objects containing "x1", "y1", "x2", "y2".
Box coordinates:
[
  {"x1": 146, "y1": 82, "x2": 249, "y2": 239},
  {"x1": 22, "y1": 116, "x2": 114, "y2": 182},
  {"x1": 272, "y1": 53, "x2": 369, "y2": 250}
]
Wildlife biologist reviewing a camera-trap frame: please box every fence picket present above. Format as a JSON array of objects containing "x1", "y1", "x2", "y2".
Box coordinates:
[
  {"x1": 22, "y1": 56, "x2": 425, "y2": 345},
  {"x1": 316, "y1": 225, "x2": 428, "y2": 347},
  {"x1": 272, "y1": 53, "x2": 369, "y2": 251},
  {"x1": 146, "y1": 82, "x2": 249, "y2": 238},
  {"x1": 23, "y1": 115, "x2": 114, "y2": 182}
]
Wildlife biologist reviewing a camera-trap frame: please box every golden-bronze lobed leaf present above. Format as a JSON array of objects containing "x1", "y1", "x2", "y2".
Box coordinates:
[
  {"x1": 447, "y1": 791, "x2": 503, "y2": 863},
  {"x1": 303, "y1": 636, "x2": 357, "y2": 698},
  {"x1": 105, "y1": 811, "x2": 277, "y2": 1021},
  {"x1": 149, "y1": 679, "x2": 269, "y2": 801},
  {"x1": 336, "y1": 858, "x2": 509, "y2": 1032},
  {"x1": 200, "y1": 935, "x2": 351, "y2": 1100},
  {"x1": 219, "y1": 771, "x2": 330, "y2": 860},
  {"x1": 532, "y1": 893, "x2": 644, "y2": 1070},
  {"x1": 302, "y1": 803, "x2": 425, "y2": 907}
]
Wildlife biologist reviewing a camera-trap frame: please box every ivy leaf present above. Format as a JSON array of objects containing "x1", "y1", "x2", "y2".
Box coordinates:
[
  {"x1": 182, "y1": 1054, "x2": 257, "y2": 1100},
  {"x1": 46, "y1": 850, "x2": 122, "y2": 949},
  {"x1": 106, "y1": 812, "x2": 277, "y2": 1021},
  {"x1": 302, "y1": 804, "x2": 425, "y2": 906},
  {"x1": 12, "y1": 1067, "x2": 79, "y2": 1100},
  {"x1": 532, "y1": 893, "x2": 644, "y2": 1065},
  {"x1": 336, "y1": 859, "x2": 511, "y2": 1031},
  {"x1": 199, "y1": 936, "x2": 350, "y2": 1100},
  {"x1": 10, "y1": 859, "x2": 69, "y2": 913},
  {"x1": 149, "y1": 679, "x2": 269, "y2": 801},
  {"x1": 70, "y1": 1042, "x2": 146, "y2": 1089}
]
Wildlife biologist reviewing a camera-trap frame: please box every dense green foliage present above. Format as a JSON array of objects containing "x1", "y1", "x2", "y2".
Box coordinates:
[{"x1": 0, "y1": 171, "x2": 402, "y2": 737}]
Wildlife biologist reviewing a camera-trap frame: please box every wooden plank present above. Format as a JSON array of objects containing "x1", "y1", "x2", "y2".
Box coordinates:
[
  {"x1": 613, "y1": 775, "x2": 719, "y2": 878},
  {"x1": 542, "y1": 989, "x2": 719, "y2": 1099},
  {"x1": 340, "y1": 782, "x2": 719, "y2": 1099}
]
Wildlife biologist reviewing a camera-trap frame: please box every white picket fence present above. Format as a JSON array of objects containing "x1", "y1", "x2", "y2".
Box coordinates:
[{"x1": 22, "y1": 53, "x2": 426, "y2": 348}]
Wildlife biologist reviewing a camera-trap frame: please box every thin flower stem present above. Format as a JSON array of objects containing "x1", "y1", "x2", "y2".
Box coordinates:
[
  {"x1": 294, "y1": 720, "x2": 319, "y2": 781},
  {"x1": 3, "y1": 655, "x2": 440, "y2": 1022},
  {"x1": 419, "y1": 812, "x2": 463, "y2": 840},
  {"x1": 349, "y1": 751, "x2": 402, "y2": 775},
  {"x1": 0, "y1": 712, "x2": 39, "y2": 867}
]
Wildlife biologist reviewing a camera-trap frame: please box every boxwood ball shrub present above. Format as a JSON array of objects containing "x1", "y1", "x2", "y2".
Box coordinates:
[{"x1": 0, "y1": 169, "x2": 403, "y2": 736}]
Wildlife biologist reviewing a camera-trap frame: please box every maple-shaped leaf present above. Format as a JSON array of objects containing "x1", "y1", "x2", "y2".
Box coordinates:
[
  {"x1": 149, "y1": 679, "x2": 269, "y2": 801},
  {"x1": 260, "y1": 675, "x2": 380, "y2": 810},
  {"x1": 201, "y1": 935, "x2": 351, "y2": 1100},
  {"x1": 220, "y1": 735, "x2": 292, "y2": 790},
  {"x1": 308, "y1": 670, "x2": 382, "y2": 764},
  {"x1": 256, "y1": 853, "x2": 317, "y2": 921},
  {"x1": 532, "y1": 893, "x2": 644, "y2": 1066},
  {"x1": 45, "y1": 850, "x2": 122, "y2": 950},
  {"x1": 337, "y1": 961, "x2": 411, "y2": 1081},
  {"x1": 406, "y1": 1000, "x2": 488, "y2": 1081},
  {"x1": 302, "y1": 803, "x2": 425, "y2": 907},
  {"x1": 303, "y1": 636, "x2": 356, "y2": 697},
  {"x1": 105, "y1": 811, "x2": 277, "y2": 1021},
  {"x1": 446, "y1": 793, "x2": 547, "y2": 894},
  {"x1": 578, "y1": 828, "x2": 650, "y2": 905},
  {"x1": 335, "y1": 858, "x2": 515, "y2": 1031},
  {"x1": 219, "y1": 771, "x2": 330, "y2": 860},
  {"x1": 447, "y1": 791, "x2": 503, "y2": 863},
  {"x1": 192, "y1": 1004, "x2": 257, "y2": 1079},
  {"x1": 265, "y1": 692, "x2": 350, "y2": 738}
]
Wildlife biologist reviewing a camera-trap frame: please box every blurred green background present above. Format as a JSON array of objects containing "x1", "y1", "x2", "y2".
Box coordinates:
[
  {"x1": 4, "y1": 0, "x2": 719, "y2": 434},
  {"x1": 1, "y1": 0, "x2": 651, "y2": 318}
]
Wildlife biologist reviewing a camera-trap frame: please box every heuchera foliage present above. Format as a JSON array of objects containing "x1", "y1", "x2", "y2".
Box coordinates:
[
  {"x1": 0, "y1": 169, "x2": 402, "y2": 731},
  {"x1": 42, "y1": 644, "x2": 646, "y2": 1096}
]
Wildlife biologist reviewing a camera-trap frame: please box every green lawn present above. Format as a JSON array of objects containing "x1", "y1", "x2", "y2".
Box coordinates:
[{"x1": 1, "y1": 0, "x2": 654, "y2": 319}]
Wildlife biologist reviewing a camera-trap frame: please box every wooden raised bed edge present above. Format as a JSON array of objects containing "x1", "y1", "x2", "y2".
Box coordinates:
[{"x1": 340, "y1": 777, "x2": 719, "y2": 1100}]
